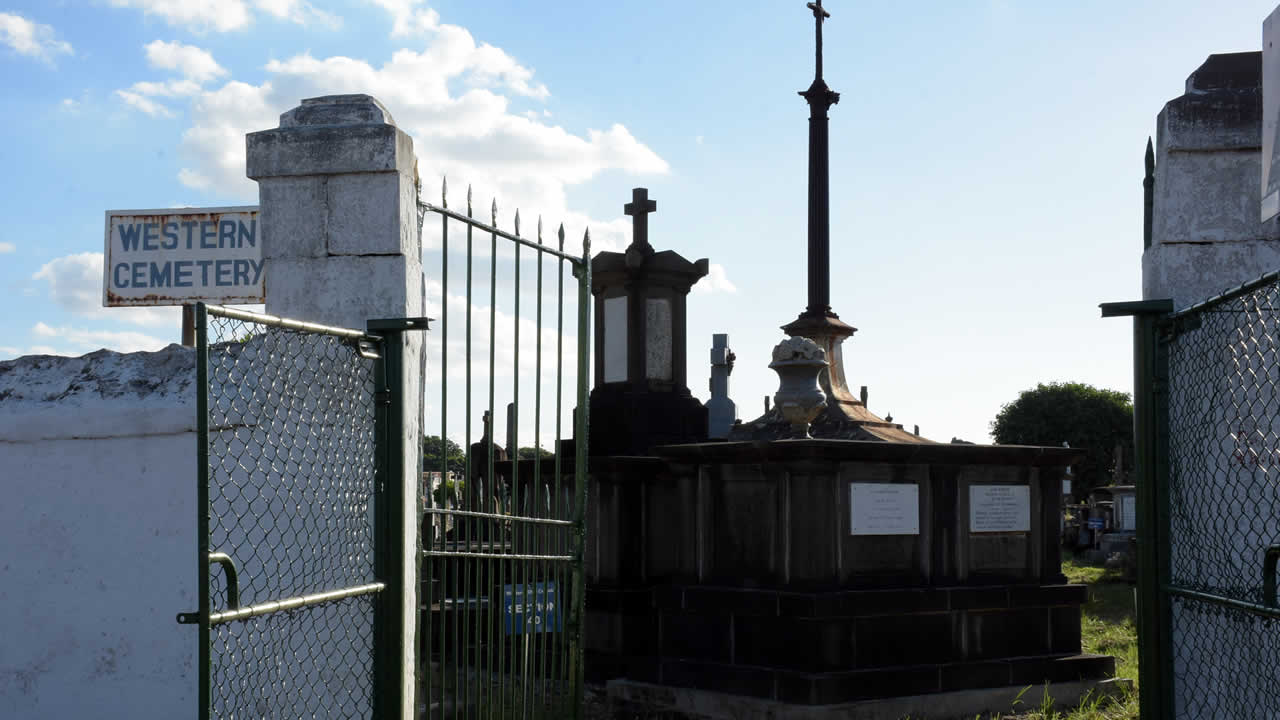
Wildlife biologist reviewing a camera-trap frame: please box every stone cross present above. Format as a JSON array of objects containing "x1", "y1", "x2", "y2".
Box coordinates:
[{"x1": 624, "y1": 187, "x2": 657, "y2": 253}]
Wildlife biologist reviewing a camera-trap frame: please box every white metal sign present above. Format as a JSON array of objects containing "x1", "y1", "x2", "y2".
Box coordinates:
[
  {"x1": 849, "y1": 483, "x2": 919, "y2": 536},
  {"x1": 1263, "y1": 5, "x2": 1280, "y2": 222},
  {"x1": 103, "y1": 206, "x2": 263, "y2": 306},
  {"x1": 969, "y1": 485, "x2": 1031, "y2": 533}
]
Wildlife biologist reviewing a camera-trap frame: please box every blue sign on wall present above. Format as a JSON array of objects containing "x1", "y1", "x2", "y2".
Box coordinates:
[
  {"x1": 502, "y1": 582, "x2": 561, "y2": 635},
  {"x1": 1087, "y1": 518, "x2": 1105, "y2": 529}
]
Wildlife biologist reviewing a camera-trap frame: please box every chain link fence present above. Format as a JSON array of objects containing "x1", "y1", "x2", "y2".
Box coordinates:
[
  {"x1": 199, "y1": 305, "x2": 385, "y2": 719},
  {"x1": 1164, "y1": 271, "x2": 1280, "y2": 718}
]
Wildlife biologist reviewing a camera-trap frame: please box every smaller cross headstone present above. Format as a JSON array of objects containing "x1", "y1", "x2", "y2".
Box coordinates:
[{"x1": 705, "y1": 334, "x2": 738, "y2": 439}]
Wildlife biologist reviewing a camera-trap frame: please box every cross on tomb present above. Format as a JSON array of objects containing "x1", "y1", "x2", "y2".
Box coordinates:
[{"x1": 624, "y1": 188, "x2": 657, "y2": 253}]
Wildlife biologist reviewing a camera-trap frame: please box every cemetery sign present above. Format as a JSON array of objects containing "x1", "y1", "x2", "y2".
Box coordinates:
[{"x1": 102, "y1": 206, "x2": 263, "y2": 306}]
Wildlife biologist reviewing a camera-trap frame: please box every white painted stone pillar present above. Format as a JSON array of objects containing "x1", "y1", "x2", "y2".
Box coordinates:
[{"x1": 247, "y1": 94, "x2": 423, "y2": 718}]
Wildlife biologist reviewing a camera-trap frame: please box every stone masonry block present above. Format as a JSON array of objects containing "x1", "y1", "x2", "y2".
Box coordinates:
[
  {"x1": 326, "y1": 172, "x2": 418, "y2": 257},
  {"x1": 259, "y1": 176, "x2": 327, "y2": 260},
  {"x1": 265, "y1": 254, "x2": 422, "y2": 331},
  {"x1": 247, "y1": 124, "x2": 416, "y2": 179}
]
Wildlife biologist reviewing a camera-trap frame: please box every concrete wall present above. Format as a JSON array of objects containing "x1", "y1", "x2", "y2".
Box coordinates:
[
  {"x1": 1144, "y1": 52, "x2": 1280, "y2": 308},
  {"x1": 0, "y1": 347, "x2": 196, "y2": 719}
]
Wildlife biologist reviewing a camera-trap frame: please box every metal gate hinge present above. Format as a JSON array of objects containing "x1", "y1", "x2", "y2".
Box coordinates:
[{"x1": 375, "y1": 389, "x2": 392, "y2": 405}]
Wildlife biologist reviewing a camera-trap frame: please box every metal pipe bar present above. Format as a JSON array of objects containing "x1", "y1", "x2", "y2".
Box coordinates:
[
  {"x1": 209, "y1": 582, "x2": 386, "y2": 626},
  {"x1": 1165, "y1": 585, "x2": 1280, "y2": 621},
  {"x1": 421, "y1": 551, "x2": 575, "y2": 562},
  {"x1": 422, "y1": 508, "x2": 573, "y2": 526},
  {"x1": 463, "y1": 187, "x2": 476, "y2": 720},
  {"x1": 420, "y1": 201, "x2": 582, "y2": 264},
  {"x1": 207, "y1": 552, "x2": 240, "y2": 610},
  {"x1": 206, "y1": 303, "x2": 382, "y2": 341}
]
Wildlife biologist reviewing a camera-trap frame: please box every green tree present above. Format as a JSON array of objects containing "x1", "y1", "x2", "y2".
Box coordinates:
[
  {"x1": 422, "y1": 435, "x2": 466, "y2": 475},
  {"x1": 517, "y1": 446, "x2": 555, "y2": 460},
  {"x1": 990, "y1": 382, "x2": 1133, "y2": 499}
]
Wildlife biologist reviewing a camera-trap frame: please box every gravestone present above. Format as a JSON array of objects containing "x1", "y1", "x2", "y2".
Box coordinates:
[
  {"x1": 588, "y1": 188, "x2": 710, "y2": 455},
  {"x1": 705, "y1": 334, "x2": 737, "y2": 439}
]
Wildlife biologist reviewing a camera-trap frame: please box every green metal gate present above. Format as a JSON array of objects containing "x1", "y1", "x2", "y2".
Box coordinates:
[
  {"x1": 1107, "y1": 270, "x2": 1280, "y2": 719},
  {"x1": 417, "y1": 185, "x2": 591, "y2": 720},
  {"x1": 182, "y1": 303, "x2": 414, "y2": 720}
]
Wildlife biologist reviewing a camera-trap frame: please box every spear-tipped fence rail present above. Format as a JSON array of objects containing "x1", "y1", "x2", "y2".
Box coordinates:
[{"x1": 418, "y1": 180, "x2": 590, "y2": 720}]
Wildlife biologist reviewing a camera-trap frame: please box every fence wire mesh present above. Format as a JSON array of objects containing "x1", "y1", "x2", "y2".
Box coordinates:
[
  {"x1": 201, "y1": 306, "x2": 383, "y2": 720},
  {"x1": 1164, "y1": 273, "x2": 1280, "y2": 718}
]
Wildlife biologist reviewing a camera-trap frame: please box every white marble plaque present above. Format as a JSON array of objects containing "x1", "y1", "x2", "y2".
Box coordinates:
[
  {"x1": 850, "y1": 483, "x2": 919, "y2": 536},
  {"x1": 645, "y1": 297, "x2": 672, "y2": 380},
  {"x1": 969, "y1": 485, "x2": 1031, "y2": 533},
  {"x1": 603, "y1": 296, "x2": 627, "y2": 383}
]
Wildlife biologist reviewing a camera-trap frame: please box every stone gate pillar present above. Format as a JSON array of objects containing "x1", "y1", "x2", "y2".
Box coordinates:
[{"x1": 247, "y1": 93, "x2": 424, "y2": 718}]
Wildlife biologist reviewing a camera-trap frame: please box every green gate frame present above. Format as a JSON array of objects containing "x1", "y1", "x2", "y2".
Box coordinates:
[
  {"x1": 184, "y1": 303, "x2": 427, "y2": 720},
  {"x1": 1107, "y1": 270, "x2": 1280, "y2": 719}
]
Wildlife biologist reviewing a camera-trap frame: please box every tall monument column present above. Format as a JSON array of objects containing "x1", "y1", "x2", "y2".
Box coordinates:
[
  {"x1": 734, "y1": 1, "x2": 928, "y2": 443},
  {"x1": 247, "y1": 94, "x2": 424, "y2": 719}
]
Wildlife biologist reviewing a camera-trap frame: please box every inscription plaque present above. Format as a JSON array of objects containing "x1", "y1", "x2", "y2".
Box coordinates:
[
  {"x1": 850, "y1": 483, "x2": 919, "y2": 536},
  {"x1": 969, "y1": 485, "x2": 1031, "y2": 533}
]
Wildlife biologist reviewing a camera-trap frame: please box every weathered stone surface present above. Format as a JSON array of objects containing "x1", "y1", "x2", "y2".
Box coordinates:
[
  {"x1": 259, "y1": 175, "x2": 327, "y2": 259},
  {"x1": 279, "y1": 94, "x2": 397, "y2": 128},
  {"x1": 0, "y1": 345, "x2": 195, "y2": 441},
  {"x1": 265, "y1": 254, "x2": 421, "y2": 331},
  {"x1": 325, "y1": 171, "x2": 418, "y2": 257},
  {"x1": 1146, "y1": 52, "x2": 1280, "y2": 308}
]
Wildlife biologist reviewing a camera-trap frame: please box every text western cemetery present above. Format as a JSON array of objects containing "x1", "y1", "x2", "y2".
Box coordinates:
[{"x1": 103, "y1": 207, "x2": 263, "y2": 306}]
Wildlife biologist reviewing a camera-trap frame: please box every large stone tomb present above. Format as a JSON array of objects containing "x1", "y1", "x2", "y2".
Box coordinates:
[{"x1": 583, "y1": 440, "x2": 1113, "y2": 708}]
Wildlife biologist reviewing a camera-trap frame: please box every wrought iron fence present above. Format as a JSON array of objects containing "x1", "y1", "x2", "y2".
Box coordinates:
[
  {"x1": 1111, "y1": 269, "x2": 1280, "y2": 719},
  {"x1": 190, "y1": 304, "x2": 388, "y2": 720},
  {"x1": 417, "y1": 181, "x2": 591, "y2": 720}
]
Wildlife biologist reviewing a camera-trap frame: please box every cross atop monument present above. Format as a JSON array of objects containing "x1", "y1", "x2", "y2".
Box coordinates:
[
  {"x1": 624, "y1": 187, "x2": 657, "y2": 253},
  {"x1": 807, "y1": 1, "x2": 830, "y2": 83}
]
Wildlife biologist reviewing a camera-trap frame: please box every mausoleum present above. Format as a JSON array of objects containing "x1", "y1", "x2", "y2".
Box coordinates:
[{"x1": 573, "y1": 3, "x2": 1118, "y2": 716}]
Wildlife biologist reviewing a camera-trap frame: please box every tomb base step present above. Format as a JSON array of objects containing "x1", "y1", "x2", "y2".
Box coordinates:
[{"x1": 605, "y1": 671, "x2": 1129, "y2": 720}]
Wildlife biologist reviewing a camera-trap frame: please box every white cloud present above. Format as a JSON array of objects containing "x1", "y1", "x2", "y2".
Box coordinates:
[
  {"x1": 32, "y1": 252, "x2": 182, "y2": 328},
  {"x1": 253, "y1": 0, "x2": 341, "y2": 28},
  {"x1": 0, "y1": 12, "x2": 73, "y2": 63},
  {"x1": 694, "y1": 263, "x2": 737, "y2": 294},
  {"x1": 107, "y1": 0, "x2": 339, "y2": 31},
  {"x1": 145, "y1": 40, "x2": 226, "y2": 82},
  {"x1": 116, "y1": 89, "x2": 176, "y2": 117},
  {"x1": 107, "y1": 0, "x2": 252, "y2": 32},
  {"x1": 0, "y1": 242, "x2": 14, "y2": 253},
  {"x1": 119, "y1": 42, "x2": 228, "y2": 117},
  {"x1": 116, "y1": 90, "x2": 174, "y2": 116},
  {"x1": 112, "y1": 8, "x2": 667, "y2": 262},
  {"x1": 32, "y1": 322, "x2": 171, "y2": 354}
]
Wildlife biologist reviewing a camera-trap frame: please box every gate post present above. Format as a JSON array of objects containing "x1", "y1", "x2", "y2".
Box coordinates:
[
  {"x1": 1102, "y1": 299, "x2": 1172, "y2": 720},
  {"x1": 247, "y1": 94, "x2": 425, "y2": 720}
]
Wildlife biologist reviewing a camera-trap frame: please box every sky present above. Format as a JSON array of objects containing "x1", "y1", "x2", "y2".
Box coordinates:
[{"x1": 2, "y1": 0, "x2": 1278, "y2": 445}]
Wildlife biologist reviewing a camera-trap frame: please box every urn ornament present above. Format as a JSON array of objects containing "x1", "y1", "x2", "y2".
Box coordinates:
[{"x1": 769, "y1": 337, "x2": 827, "y2": 438}]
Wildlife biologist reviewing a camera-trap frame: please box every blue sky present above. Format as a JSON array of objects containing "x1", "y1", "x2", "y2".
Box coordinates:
[{"x1": 2, "y1": 0, "x2": 1277, "y2": 444}]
